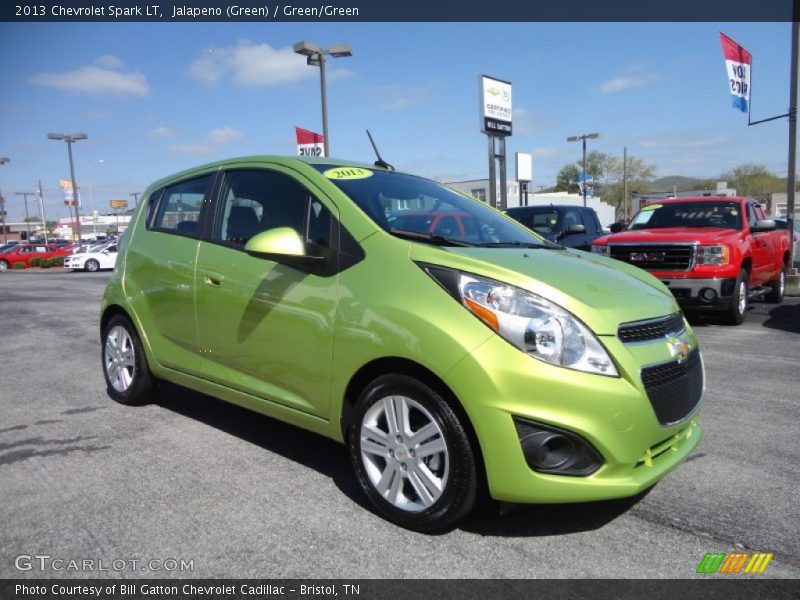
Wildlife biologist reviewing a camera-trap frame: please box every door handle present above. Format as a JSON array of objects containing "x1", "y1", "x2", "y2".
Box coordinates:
[{"x1": 202, "y1": 270, "x2": 224, "y2": 287}]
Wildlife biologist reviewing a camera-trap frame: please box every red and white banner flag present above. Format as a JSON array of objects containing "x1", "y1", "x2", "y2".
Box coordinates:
[
  {"x1": 719, "y1": 32, "x2": 752, "y2": 114},
  {"x1": 295, "y1": 127, "x2": 325, "y2": 157}
]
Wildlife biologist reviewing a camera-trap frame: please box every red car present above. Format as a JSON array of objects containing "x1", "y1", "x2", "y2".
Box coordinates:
[
  {"x1": 0, "y1": 244, "x2": 72, "y2": 271},
  {"x1": 390, "y1": 211, "x2": 484, "y2": 241}
]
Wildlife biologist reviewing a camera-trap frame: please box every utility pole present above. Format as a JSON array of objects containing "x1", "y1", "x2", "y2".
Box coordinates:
[
  {"x1": 15, "y1": 192, "x2": 36, "y2": 240},
  {"x1": 0, "y1": 157, "x2": 8, "y2": 244},
  {"x1": 623, "y1": 146, "x2": 628, "y2": 220},
  {"x1": 787, "y1": 9, "x2": 799, "y2": 269},
  {"x1": 37, "y1": 180, "x2": 49, "y2": 244}
]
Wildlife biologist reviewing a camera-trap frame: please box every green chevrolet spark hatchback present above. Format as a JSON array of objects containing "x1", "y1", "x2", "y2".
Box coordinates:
[{"x1": 101, "y1": 156, "x2": 704, "y2": 531}]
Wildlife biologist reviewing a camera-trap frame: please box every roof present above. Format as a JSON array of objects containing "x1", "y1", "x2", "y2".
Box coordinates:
[{"x1": 643, "y1": 196, "x2": 751, "y2": 205}]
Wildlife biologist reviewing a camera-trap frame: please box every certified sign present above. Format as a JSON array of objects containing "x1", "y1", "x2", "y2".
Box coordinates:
[{"x1": 480, "y1": 75, "x2": 512, "y2": 136}]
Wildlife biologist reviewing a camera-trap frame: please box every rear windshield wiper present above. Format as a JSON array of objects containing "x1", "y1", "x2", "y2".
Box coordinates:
[{"x1": 389, "y1": 228, "x2": 476, "y2": 247}]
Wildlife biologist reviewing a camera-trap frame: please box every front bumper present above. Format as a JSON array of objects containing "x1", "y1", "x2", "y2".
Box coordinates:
[
  {"x1": 658, "y1": 277, "x2": 737, "y2": 310},
  {"x1": 445, "y1": 328, "x2": 704, "y2": 504}
]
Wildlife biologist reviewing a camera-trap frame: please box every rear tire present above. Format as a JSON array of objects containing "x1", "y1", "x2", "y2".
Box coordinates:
[
  {"x1": 348, "y1": 374, "x2": 478, "y2": 533},
  {"x1": 765, "y1": 267, "x2": 786, "y2": 304},
  {"x1": 102, "y1": 314, "x2": 155, "y2": 405},
  {"x1": 722, "y1": 269, "x2": 748, "y2": 325}
]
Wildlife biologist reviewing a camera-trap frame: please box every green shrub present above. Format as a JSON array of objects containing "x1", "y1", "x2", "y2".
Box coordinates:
[
  {"x1": 48, "y1": 257, "x2": 64, "y2": 267},
  {"x1": 29, "y1": 257, "x2": 43, "y2": 267},
  {"x1": 40, "y1": 260, "x2": 51, "y2": 269},
  {"x1": 12, "y1": 262, "x2": 25, "y2": 269}
]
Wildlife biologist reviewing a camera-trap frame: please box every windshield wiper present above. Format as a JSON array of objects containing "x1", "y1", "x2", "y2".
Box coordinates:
[
  {"x1": 477, "y1": 240, "x2": 562, "y2": 249},
  {"x1": 389, "y1": 228, "x2": 476, "y2": 247}
]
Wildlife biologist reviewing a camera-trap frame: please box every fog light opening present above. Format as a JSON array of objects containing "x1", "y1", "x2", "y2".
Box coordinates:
[
  {"x1": 514, "y1": 417, "x2": 603, "y2": 476},
  {"x1": 699, "y1": 287, "x2": 717, "y2": 303}
]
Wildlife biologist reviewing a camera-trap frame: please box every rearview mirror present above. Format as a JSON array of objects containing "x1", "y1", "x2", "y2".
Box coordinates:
[{"x1": 244, "y1": 227, "x2": 324, "y2": 266}]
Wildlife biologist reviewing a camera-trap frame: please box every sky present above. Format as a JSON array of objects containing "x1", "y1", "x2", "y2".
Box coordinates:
[{"x1": 0, "y1": 21, "x2": 794, "y2": 222}]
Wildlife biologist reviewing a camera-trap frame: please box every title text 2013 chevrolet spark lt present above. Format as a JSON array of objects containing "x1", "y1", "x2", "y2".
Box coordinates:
[{"x1": 101, "y1": 157, "x2": 704, "y2": 532}]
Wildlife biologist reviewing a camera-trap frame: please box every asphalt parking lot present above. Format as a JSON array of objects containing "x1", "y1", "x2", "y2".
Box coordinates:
[{"x1": 1, "y1": 270, "x2": 798, "y2": 578}]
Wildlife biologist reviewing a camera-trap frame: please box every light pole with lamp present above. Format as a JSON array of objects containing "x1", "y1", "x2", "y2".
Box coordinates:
[
  {"x1": 15, "y1": 192, "x2": 36, "y2": 240},
  {"x1": 293, "y1": 41, "x2": 353, "y2": 158},
  {"x1": 567, "y1": 132, "x2": 600, "y2": 207},
  {"x1": 0, "y1": 157, "x2": 8, "y2": 245},
  {"x1": 48, "y1": 133, "x2": 87, "y2": 242}
]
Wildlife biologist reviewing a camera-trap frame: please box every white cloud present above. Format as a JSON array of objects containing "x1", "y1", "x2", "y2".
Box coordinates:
[
  {"x1": 166, "y1": 143, "x2": 215, "y2": 156},
  {"x1": 93, "y1": 55, "x2": 125, "y2": 70},
  {"x1": 187, "y1": 41, "x2": 352, "y2": 88},
  {"x1": 377, "y1": 84, "x2": 431, "y2": 111},
  {"x1": 208, "y1": 127, "x2": 244, "y2": 144},
  {"x1": 29, "y1": 56, "x2": 149, "y2": 97},
  {"x1": 638, "y1": 133, "x2": 732, "y2": 149},
  {"x1": 149, "y1": 126, "x2": 179, "y2": 138},
  {"x1": 599, "y1": 61, "x2": 659, "y2": 94}
]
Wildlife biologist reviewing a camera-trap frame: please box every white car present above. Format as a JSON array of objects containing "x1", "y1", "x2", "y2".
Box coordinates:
[{"x1": 64, "y1": 242, "x2": 118, "y2": 272}]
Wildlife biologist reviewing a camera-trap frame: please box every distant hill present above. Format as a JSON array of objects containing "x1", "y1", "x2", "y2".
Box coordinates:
[{"x1": 649, "y1": 176, "x2": 712, "y2": 193}]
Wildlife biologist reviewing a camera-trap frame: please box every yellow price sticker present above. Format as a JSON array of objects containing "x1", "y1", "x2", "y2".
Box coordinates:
[
  {"x1": 323, "y1": 167, "x2": 373, "y2": 180},
  {"x1": 641, "y1": 203, "x2": 662, "y2": 211}
]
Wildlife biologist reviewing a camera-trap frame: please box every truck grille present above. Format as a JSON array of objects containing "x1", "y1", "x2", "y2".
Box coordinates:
[
  {"x1": 641, "y1": 349, "x2": 704, "y2": 425},
  {"x1": 618, "y1": 313, "x2": 685, "y2": 343},
  {"x1": 609, "y1": 244, "x2": 695, "y2": 271}
]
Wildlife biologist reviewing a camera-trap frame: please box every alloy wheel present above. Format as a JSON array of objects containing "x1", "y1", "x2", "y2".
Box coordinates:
[
  {"x1": 360, "y1": 395, "x2": 449, "y2": 512},
  {"x1": 104, "y1": 325, "x2": 136, "y2": 392}
]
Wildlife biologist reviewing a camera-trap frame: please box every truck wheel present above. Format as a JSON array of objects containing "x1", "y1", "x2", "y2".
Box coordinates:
[
  {"x1": 722, "y1": 269, "x2": 748, "y2": 325},
  {"x1": 764, "y1": 268, "x2": 786, "y2": 304}
]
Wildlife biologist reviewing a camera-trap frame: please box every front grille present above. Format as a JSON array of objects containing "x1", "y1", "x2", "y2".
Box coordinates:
[
  {"x1": 609, "y1": 244, "x2": 695, "y2": 271},
  {"x1": 618, "y1": 312, "x2": 685, "y2": 343},
  {"x1": 641, "y1": 349, "x2": 704, "y2": 425}
]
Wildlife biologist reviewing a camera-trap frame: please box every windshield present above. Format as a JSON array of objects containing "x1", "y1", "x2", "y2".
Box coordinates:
[
  {"x1": 314, "y1": 165, "x2": 547, "y2": 246},
  {"x1": 628, "y1": 201, "x2": 742, "y2": 230}
]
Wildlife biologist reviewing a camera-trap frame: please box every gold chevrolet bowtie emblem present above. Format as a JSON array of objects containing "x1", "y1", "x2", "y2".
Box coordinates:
[{"x1": 666, "y1": 336, "x2": 691, "y2": 363}]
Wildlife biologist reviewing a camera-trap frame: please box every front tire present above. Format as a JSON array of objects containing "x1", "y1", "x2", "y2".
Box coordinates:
[
  {"x1": 85, "y1": 259, "x2": 100, "y2": 272},
  {"x1": 722, "y1": 269, "x2": 749, "y2": 325},
  {"x1": 348, "y1": 374, "x2": 478, "y2": 533},
  {"x1": 102, "y1": 314, "x2": 155, "y2": 405}
]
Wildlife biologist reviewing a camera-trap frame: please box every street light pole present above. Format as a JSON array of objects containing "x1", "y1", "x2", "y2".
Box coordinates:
[
  {"x1": 294, "y1": 41, "x2": 353, "y2": 158},
  {"x1": 0, "y1": 157, "x2": 8, "y2": 245},
  {"x1": 130, "y1": 192, "x2": 140, "y2": 207},
  {"x1": 15, "y1": 192, "x2": 36, "y2": 240},
  {"x1": 48, "y1": 133, "x2": 87, "y2": 242},
  {"x1": 37, "y1": 180, "x2": 49, "y2": 244},
  {"x1": 567, "y1": 132, "x2": 600, "y2": 207}
]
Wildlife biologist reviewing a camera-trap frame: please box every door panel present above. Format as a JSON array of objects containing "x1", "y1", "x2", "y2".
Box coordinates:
[{"x1": 194, "y1": 167, "x2": 339, "y2": 418}]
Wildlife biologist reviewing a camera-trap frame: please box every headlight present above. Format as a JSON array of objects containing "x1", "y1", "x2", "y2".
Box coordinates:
[
  {"x1": 423, "y1": 266, "x2": 618, "y2": 377},
  {"x1": 591, "y1": 244, "x2": 608, "y2": 256},
  {"x1": 697, "y1": 245, "x2": 730, "y2": 265}
]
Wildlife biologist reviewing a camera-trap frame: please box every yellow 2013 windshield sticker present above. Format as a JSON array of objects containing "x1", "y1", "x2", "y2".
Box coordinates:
[
  {"x1": 323, "y1": 167, "x2": 373, "y2": 180},
  {"x1": 642, "y1": 203, "x2": 662, "y2": 211}
]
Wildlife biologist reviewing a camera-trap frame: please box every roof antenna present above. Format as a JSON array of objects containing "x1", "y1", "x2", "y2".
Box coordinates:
[{"x1": 366, "y1": 129, "x2": 394, "y2": 171}]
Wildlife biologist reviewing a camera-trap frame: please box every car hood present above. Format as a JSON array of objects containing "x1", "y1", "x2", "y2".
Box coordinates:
[
  {"x1": 410, "y1": 244, "x2": 679, "y2": 335},
  {"x1": 600, "y1": 227, "x2": 739, "y2": 245}
]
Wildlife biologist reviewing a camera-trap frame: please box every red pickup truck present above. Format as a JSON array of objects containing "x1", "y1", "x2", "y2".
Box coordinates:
[{"x1": 592, "y1": 196, "x2": 790, "y2": 324}]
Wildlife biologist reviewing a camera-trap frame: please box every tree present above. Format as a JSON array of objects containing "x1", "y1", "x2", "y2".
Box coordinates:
[
  {"x1": 555, "y1": 164, "x2": 580, "y2": 193},
  {"x1": 24, "y1": 216, "x2": 42, "y2": 222},
  {"x1": 601, "y1": 155, "x2": 657, "y2": 219},
  {"x1": 722, "y1": 163, "x2": 784, "y2": 202}
]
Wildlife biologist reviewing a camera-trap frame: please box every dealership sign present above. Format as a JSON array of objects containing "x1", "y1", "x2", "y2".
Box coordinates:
[
  {"x1": 110, "y1": 200, "x2": 128, "y2": 209},
  {"x1": 720, "y1": 32, "x2": 751, "y2": 114},
  {"x1": 296, "y1": 127, "x2": 325, "y2": 157},
  {"x1": 480, "y1": 75, "x2": 512, "y2": 136}
]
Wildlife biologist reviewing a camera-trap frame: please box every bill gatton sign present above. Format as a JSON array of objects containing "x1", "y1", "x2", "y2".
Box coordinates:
[{"x1": 480, "y1": 75, "x2": 512, "y2": 136}]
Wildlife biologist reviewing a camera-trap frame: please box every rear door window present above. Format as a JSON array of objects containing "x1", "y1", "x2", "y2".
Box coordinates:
[{"x1": 151, "y1": 175, "x2": 212, "y2": 236}]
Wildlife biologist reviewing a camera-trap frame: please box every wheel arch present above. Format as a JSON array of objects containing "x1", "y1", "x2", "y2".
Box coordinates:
[{"x1": 339, "y1": 356, "x2": 488, "y2": 489}]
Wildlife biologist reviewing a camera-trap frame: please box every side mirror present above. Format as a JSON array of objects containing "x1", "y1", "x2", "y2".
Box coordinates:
[
  {"x1": 559, "y1": 223, "x2": 586, "y2": 238},
  {"x1": 609, "y1": 222, "x2": 625, "y2": 233},
  {"x1": 751, "y1": 219, "x2": 776, "y2": 233},
  {"x1": 244, "y1": 227, "x2": 324, "y2": 266}
]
